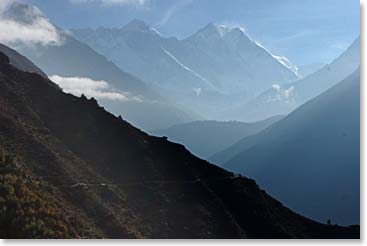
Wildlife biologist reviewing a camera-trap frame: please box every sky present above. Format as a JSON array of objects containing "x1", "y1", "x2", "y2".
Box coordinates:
[{"x1": 23, "y1": 0, "x2": 360, "y2": 65}]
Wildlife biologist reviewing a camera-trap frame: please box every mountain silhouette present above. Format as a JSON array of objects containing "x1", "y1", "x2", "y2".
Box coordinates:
[
  {"x1": 0, "y1": 49, "x2": 359, "y2": 239},
  {"x1": 152, "y1": 115, "x2": 282, "y2": 160},
  {"x1": 223, "y1": 37, "x2": 360, "y2": 122},
  {"x1": 213, "y1": 69, "x2": 360, "y2": 225}
]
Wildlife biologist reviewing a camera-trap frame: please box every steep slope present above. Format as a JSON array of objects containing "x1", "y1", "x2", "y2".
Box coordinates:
[
  {"x1": 72, "y1": 22, "x2": 223, "y2": 118},
  {"x1": 0, "y1": 43, "x2": 46, "y2": 77},
  {"x1": 297, "y1": 63, "x2": 326, "y2": 78},
  {"x1": 224, "y1": 37, "x2": 360, "y2": 122},
  {"x1": 152, "y1": 115, "x2": 283, "y2": 160},
  {"x1": 0, "y1": 50, "x2": 359, "y2": 239},
  {"x1": 0, "y1": 148, "x2": 101, "y2": 239},
  {"x1": 72, "y1": 21, "x2": 299, "y2": 118},
  {"x1": 295, "y1": 37, "x2": 360, "y2": 101},
  {"x1": 214, "y1": 69, "x2": 360, "y2": 225},
  {"x1": 73, "y1": 21, "x2": 213, "y2": 97},
  {"x1": 179, "y1": 24, "x2": 299, "y2": 94},
  {"x1": 2, "y1": 2, "x2": 193, "y2": 130}
]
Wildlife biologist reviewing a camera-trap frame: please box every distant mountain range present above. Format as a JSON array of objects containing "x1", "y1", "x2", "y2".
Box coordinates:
[
  {"x1": 72, "y1": 20, "x2": 299, "y2": 118},
  {"x1": 0, "y1": 1, "x2": 360, "y2": 238},
  {"x1": 2, "y1": 2, "x2": 194, "y2": 131},
  {"x1": 211, "y1": 69, "x2": 360, "y2": 225},
  {"x1": 3, "y1": 1, "x2": 359, "y2": 126},
  {"x1": 1, "y1": 2, "x2": 359, "y2": 129},
  {"x1": 0, "y1": 46, "x2": 359, "y2": 239},
  {"x1": 221, "y1": 37, "x2": 360, "y2": 122},
  {"x1": 152, "y1": 115, "x2": 283, "y2": 160}
]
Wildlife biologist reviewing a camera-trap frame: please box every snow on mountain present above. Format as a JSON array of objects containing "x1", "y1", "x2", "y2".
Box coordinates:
[
  {"x1": 72, "y1": 21, "x2": 299, "y2": 119},
  {"x1": 253, "y1": 40, "x2": 299, "y2": 76},
  {"x1": 220, "y1": 37, "x2": 360, "y2": 122},
  {"x1": 160, "y1": 47, "x2": 217, "y2": 91},
  {"x1": 272, "y1": 55, "x2": 299, "y2": 76},
  {"x1": 180, "y1": 22, "x2": 300, "y2": 94}
]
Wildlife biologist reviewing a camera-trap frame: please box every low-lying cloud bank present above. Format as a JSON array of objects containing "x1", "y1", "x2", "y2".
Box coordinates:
[
  {"x1": 50, "y1": 75, "x2": 143, "y2": 102},
  {"x1": 0, "y1": 0, "x2": 62, "y2": 46},
  {"x1": 268, "y1": 84, "x2": 296, "y2": 103}
]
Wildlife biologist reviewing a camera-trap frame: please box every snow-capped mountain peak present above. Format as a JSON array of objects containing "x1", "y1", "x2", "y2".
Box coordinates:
[
  {"x1": 214, "y1": 24, "x2": 232, "y2": 37},
  {"x1": 193, "y1": 23, "x2": 248, "y2": 40},
  {"x1": 73, "y1": 21, "x2": 301, "y2": 118},
  {"x1": 191, "y1": 23, "x2": 227, "y2": 39},
  {"x1": 122, "y1": 19, "x2": 160, "y2": 35}
]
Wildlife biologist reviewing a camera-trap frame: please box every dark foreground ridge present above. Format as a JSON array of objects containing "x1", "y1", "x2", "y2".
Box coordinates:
[{"x1": 0, "y1": 50, "x2": 359, "y2": 239}]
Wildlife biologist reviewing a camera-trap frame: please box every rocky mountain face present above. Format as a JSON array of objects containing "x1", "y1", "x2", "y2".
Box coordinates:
[
  {"x1": 212, "y1": 69, "x2": 360, "y2": 225},
  {"x1": 73, "y1": 21, "x2": 299, "y2": 118},
  {"x1": 0, "y1": 50, "x2": 359, "y2": 239}
]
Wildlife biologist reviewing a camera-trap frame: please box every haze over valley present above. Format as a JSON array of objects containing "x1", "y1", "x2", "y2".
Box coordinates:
[{"x1": 0, "y1": 0, "x2": 360, "y2": 239}]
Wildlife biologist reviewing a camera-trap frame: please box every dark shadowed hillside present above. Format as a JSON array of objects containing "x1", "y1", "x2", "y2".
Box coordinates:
[
  {"x1": 0, "y1": 43, "x2": 46, "y2": 78},
  {"x1": 0, "y1": 50, "x2": 359, "y2": 239},
  {"x1": 214, "y1": 69, "x2": 360, "y2": 225},
  {"x1": 152, "y1": 115, "x2": 283, "y2": 160},
  {"x1": 0, "y1": 147, "x2": 101, "y2": 238}
]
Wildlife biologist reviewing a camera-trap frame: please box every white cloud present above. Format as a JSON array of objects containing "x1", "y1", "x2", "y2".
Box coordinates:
[
  {"x1": 272, "y1": 84, "x2": 281, "y2": 91},
  {"x1": 0, "y1": 18, "x2": 61, "y2": 46},
  {"x1": 0, "y1": 1, "x2": 62, "y2": 46},
  {"x1": 268, "y1": 84, "x2": 296, "y2": 103},
  {"x1": 193, "y1": 87, "x2": 202, "y2": 96},
  {"x1": 49, "y1": 75, "x2": 143, "y2": 102},
  {"x1": 70, "y1": 0, "x2": 149, "y2": 7},
  {"x1": 0, "y1": 0, "x2": 13, "y2": 12}
]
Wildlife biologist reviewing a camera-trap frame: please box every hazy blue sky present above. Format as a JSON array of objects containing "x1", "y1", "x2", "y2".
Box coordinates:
[{"x1": 24, "y1": 0, "x2": 359, "y2": 65}]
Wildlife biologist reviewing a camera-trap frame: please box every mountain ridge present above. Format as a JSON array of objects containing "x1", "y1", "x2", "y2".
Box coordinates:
[
  {"x1": 72, "y1": 19, "x2": 299, "y2": 119},
  {"x1": 222, "y1": 37, "x2": 360, "y2": 122},
  {"x1": 212, "y1": 68, "x2": 360, "y2": 225},
  {"x1": 152, "y1": 115, "x2": 283, "y2": 160},
  {"x1": 0, "y1": 48, "x2": 359, "y2": 239}
]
